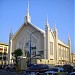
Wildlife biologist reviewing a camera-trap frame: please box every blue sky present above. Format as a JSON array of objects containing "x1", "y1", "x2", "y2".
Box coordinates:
[{"x1": 0, "y1": 0, "x2": 74, "y2": 52}]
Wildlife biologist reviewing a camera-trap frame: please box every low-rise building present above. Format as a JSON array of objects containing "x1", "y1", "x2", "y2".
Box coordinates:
[{"x1": 0, "y1": 42, "x2": 8, "y2": 65}]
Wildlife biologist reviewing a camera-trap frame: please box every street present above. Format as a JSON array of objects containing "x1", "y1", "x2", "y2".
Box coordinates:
[{"x1": 0, "y1": 69, "x2": 24, "y2": 75}]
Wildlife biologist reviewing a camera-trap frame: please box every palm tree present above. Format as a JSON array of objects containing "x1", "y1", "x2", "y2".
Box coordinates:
[{"x1": 12, "y1": 48, "x2": 23, "y2": 65}]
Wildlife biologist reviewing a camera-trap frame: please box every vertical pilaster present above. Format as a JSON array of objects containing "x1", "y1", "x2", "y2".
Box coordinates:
[
  {"x1": 44, "y1": 33, "x2": 46, "y2": 59},
  {"x1": 45, "y1": 16, "x2": 50, "y2": 59},
  {"x1": 8, "y1": 31, "x2": 13, "y2": 64},
  {"x1": 68, "y1": 35, "x2": 71, "y2": 63},
  {"x1": 54, "y1": 25, "x2": 58, "y2": 64}
]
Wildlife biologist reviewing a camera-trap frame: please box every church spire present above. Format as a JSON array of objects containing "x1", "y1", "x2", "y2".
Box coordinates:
[
  {"x1": 26, "y1": 0, "x2": 29, "y2": 17},
  {"x1": 46, "y1": 16, "x2": 49, "y2": 27},
  {"x1": 24, "y1": 0, "x2": 31, "y2": 23},
  {"x1": 9, "y1": 29, "x2": 13, "y2": 40},
  {"x1": 54, "y1": 23, "x2": 57, "y2": 32},
  {"x1": 68, "y1": 34, "x2": 70, "y2": 41},
  {"x1": 45, "y1": 16, "x2": 50, "y2": 30},
  {"x1": 68, "y1": 34, "x2": 71, "y2": 47}
]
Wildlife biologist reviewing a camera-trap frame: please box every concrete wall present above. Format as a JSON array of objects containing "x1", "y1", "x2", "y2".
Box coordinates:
[{"x1": 18, "y1": 58, "x2": 28, "y2": 70}]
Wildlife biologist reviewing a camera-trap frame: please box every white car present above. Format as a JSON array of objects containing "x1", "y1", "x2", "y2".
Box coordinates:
[
  {"x1": 44, "y1": 67, "x2": 65, "y2": 75},
  {"x1": 69, "y1": 72, "x2": 75, "y2": 75},
  {"x1": 44, "y1": 71, "x2": 56, "y2": 75},
  {"x1": 24, "y1": 72, "x2": 36, "y2": 75}
]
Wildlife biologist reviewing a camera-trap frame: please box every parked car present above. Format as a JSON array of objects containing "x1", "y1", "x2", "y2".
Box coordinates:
[
  {"x1": 4, "y1": 64, "x2": 16, "y2": 72},
  {"x1": 69, "y1": 72, "x2": 75, "y2": 75},
  {"x1": 63, "y1": 64, "x2": 73, "y2": 73},
  {"x1": 44, "y1": 67, "x2": 67, "y2": 75},
  {"x1": 24, "y1": 64, "x2": 49, "y2": 75},
  {"x1": 44, "y1": 71, "x2": 57, "y2": 75},
  {"x1": 0, "y1": 65, "x2": 7, "y2": 69},
  {"x1": 49, "y1": 67, "x2": 64, "y2": 72},
  {"x1": 54, "y1": 65, "x2": 63, "y2": 68},
  {"x1": 72, "y1": 67, "x2": 75, "y2": 72}
]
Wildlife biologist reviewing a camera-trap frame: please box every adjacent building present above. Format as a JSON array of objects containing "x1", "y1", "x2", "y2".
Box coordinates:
[
  {"x1": 0, "y1": 42, "x2": 8, "y2": 65},
  {"x1": 71, "y1": 53, "x2": 75, "y2": 64},
  {"x1": 8, "y1": 2, "x2": 71, "y2": 69}
]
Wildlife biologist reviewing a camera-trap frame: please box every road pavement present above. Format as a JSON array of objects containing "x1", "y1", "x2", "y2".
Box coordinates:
[{"x1": 0, "y1": 69, "x2": 24, "y2": 75}]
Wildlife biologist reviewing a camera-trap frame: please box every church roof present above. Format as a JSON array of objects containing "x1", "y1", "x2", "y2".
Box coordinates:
[
  {"x1": 12, "y1": 21, "x2": 45, "y2": 40},
  {"x1": 58, "y1": 39, "x2": 69, "y2": 48},
  {"x1": 28, "y1": 22, "x2": 45, "y2": 34}
]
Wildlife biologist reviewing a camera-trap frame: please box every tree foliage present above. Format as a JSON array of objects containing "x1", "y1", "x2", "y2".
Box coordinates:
[
  {"x1": 13, "y1": 48, "x2": 23, "y2": 65},
  {"x1": 13, "y1": 48, "x2": 23, "y2": 57}
]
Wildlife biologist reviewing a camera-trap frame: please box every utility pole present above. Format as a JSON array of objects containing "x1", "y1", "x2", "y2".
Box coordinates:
[
  {"x1": 30, "y1": 34, "x2": 31, "y2": 65},
  {"x1": 29, "y1": 31, "x2": 39, "y2": 65}
]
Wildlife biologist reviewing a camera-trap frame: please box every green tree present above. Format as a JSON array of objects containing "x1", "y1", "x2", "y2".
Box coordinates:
[{"x1": 13, "y1": 48, "x2": 23, "y2": 65}]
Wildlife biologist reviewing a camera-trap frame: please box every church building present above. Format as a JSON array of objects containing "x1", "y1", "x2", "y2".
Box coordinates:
[{"x1": 8, "y1": 1, "x2": 71, "y2": 69}]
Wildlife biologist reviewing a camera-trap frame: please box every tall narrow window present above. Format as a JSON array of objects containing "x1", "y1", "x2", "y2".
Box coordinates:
[
  {"x1": 59, "y1": 49, "x2": 61, "y2": 57},
  {"x1": 50, "y1": 42, "x2": 53, "y2": 55}
]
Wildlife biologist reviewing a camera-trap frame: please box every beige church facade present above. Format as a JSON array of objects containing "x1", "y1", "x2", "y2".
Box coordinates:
[{"x1": 8, "y1": 2, "x2": 71, "y2": 68}]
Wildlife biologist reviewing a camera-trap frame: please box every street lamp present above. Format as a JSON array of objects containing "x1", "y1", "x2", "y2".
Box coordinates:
[{"x1": 29, "y1": 31, "x2": 39, "y2": 65}]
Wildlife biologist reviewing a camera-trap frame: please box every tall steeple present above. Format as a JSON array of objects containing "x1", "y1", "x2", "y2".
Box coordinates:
[
  {"x1": 26, "y1": 0, "x2": 29, "y2": 17},
  {"x1": 24, "y1": 0, "x2": 31, "y2": 23}
]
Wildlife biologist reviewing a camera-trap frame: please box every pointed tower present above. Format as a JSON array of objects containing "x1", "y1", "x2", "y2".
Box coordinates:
[
  {"x1": 45, "y1": 16, "x2": 50, "y2": 30},
  {"x1": 53, "y1": 23, "x2": 58, "y2": 37},
  {"x1": 68, "y1": 35, "x2": 71, "y2": 63},
  {"x1": 24, "y1": 1, "x2": 31, "y2": 23},
  {"x1": 9, "y1": 30, "x2": 13, "y2": 40},
  {"x1": 68, "y1": 35, "x2": 71, "y2": 47},
  {"x1": 45, "y1": 16, "x2": 50, "y2": 59},
  {"x1": 8, "y1": 30, "x2": 13, "y2": 64},
  {"x1": 53, "y1": 23, "x2": 58, "y2": 64}
]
